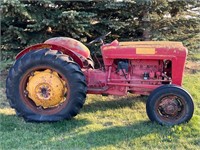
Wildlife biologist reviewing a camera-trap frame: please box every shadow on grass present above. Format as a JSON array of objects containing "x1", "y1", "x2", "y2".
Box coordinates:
[
  {"x1": 0, "y1": 95, "x2": 147, "y2": 134},
  {"x1": 49, "y1": 120, "x2": 172, "y2": 148},
  {"x1": 82, "y1": 95, "x2": 147, "y2": 113},
  {"x1": 1, "y1": 95, "x2": 170, "y2": 149},
  {"x1": 0, "y1": 111, "x2": 177, "y2": 149},
  {"x1": 0, "y1": 113, "x2": 91, "y2": 134}
]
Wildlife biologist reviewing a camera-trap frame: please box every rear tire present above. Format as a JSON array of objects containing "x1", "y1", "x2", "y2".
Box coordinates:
[
  {"x1": 146, "y1": 85, "x2": 194, "y2": 125},
  {"x1": 6, "y1": 49, "x2": 87, "y2": 122}
]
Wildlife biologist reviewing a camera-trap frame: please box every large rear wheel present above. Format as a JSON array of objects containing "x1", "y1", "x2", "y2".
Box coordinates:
[
  {"x1": 146, "y1": 85, "x2": 194, "y2": 125},
  {"x1": 6, "y1": 49, "x2": 87, "y2": 122}
]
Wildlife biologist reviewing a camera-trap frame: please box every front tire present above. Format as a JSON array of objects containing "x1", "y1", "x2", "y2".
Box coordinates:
[
  {"x1": 146, "y1": 85, "x2": 194, "y2": 125},
  {"x1": 6, "y1": 49, "x2": 87, "y2": 122}
]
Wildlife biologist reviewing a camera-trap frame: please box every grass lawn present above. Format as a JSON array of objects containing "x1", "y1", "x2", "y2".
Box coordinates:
[{"x1": 0, "y1": 61, "x2": 200, "y2": 150}]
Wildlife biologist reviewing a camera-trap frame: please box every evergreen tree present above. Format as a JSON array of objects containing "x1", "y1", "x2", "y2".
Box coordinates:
[{"x1": 1, "y1": 0, "x2": 199, "y2": 55}]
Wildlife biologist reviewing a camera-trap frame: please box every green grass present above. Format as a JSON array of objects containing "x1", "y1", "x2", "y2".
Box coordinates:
[
  {"x1": 189, "y1": 53, "x2": 200, "y2": 61},
  {"x1": 0, "y1": 70, "x2": 200, "y2": 150}
]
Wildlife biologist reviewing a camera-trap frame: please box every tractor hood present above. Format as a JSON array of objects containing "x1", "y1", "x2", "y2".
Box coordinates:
[
  {"x1": 44, "y1": 37, "x2": 90, "y2": 58},
  {"x1": 101, "y1": 40, "x2": 187, "y2": 59}
]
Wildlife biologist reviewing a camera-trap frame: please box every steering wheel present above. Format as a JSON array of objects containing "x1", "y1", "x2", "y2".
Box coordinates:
[{"x1": 87, "y1": 32, "x2": 111, "y2": 45}]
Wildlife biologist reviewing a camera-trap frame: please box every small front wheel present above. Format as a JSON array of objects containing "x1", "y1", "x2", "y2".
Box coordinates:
[{"x1": 146, "y1": 85, "x2": 194, "y2": 125}]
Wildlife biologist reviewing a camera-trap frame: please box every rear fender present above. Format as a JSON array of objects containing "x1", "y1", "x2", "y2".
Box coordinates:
[{"x1": 16, "y1": 43, "x2": 84, "y2": 68}]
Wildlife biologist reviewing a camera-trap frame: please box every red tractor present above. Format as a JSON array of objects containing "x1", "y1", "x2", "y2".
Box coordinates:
[{"x1": 6, "y1": 32, "x2": 194, "y2": 125}]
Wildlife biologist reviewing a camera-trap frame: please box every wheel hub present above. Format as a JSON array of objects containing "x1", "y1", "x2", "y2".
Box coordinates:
[
  {"x1": 163, "y1": 102, "x2": 178, "y2": 115},
  {"x1": 36, "y1": 83, "x2": 52, "y2": 100},
  {"x1": 159, "y1": 96, "x2": 180, "y2": 116},
  {"x1": 26, "y1": 69, "x2": 67, "y2": 108}
]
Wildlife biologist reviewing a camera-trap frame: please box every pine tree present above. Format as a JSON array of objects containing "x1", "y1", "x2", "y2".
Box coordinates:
[{"x1": 1, "y1": 0, "x2": 199, "y2": 55}]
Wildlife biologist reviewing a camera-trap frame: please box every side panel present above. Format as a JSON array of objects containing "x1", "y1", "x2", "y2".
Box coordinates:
[{"x1": 171, "y1": 57, "x2": 187, "y2": 85}]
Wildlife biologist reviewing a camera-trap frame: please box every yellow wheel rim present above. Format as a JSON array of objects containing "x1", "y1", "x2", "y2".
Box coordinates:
[{"x1": 26, "y1": 69, "x2": 67, "y2": 108}]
